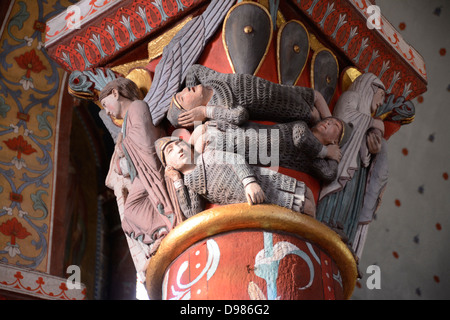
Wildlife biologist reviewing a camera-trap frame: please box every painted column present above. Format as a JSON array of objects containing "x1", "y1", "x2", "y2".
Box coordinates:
[{"x1": 146, "y1": 204, "x2": 357, "y2": 300}]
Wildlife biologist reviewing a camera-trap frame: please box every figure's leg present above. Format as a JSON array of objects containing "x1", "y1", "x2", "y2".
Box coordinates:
[
  {"x1": 292, "y1": 182, "x2": 316, "y2": 218},
  {"x1": 313, "y1": 90, "x2": 332, "y2": 120},
  {"x1": 311, "y1": 106, "x2": 321, "y2": 124},
  {"x1": 303, "y1": 187, "x2": 316, "y2": 218}
]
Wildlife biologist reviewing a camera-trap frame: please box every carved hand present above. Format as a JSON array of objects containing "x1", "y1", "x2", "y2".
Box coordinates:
[
  {"x1": 367, "y1": 129, "x2": 382, "y2": 154},
  {"x1": 178, "y1": 106, "x2": 207, "y2": 127},
  {"x1": 326, "y1": 144, "x2": 342, "y2": 162},
  {"x1": 371, "y1": 118, "x2": 385, "y2": 135},
  {"x1": 245, "y1": 182, "x2": 266, "y2": 205},
  {"x1": 165, "y1": 166, "x2": 182, "y2": 181}
]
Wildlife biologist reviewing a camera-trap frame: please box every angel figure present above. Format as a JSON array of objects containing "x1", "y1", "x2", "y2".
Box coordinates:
[
  {"x1": 97, "y1": 0, "x2": 235, "y2": 252},
  {"x1": 99, "y1": 78, "x2": 177, "y2": 249}
]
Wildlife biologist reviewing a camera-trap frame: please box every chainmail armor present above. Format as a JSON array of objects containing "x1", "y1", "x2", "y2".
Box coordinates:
[
  {"x1": 184, "y1": 64, "x2": 315, "y2": 126},
  {"x1": 206, "y1": 120, "x2": 338, "y2": 183},
  {"x1": 176, "y1": 149, "x2": 304, "y2": 217}
]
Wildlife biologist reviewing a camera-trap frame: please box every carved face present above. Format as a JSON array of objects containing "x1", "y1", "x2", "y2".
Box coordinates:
[
  {"x1": 371, "y1": 87, "x2": 385, "y2": 114},
  {"x1": 101, "y1": 89, "x2": 123, "y2": 119},
  {"x1": 314, "y1": 117, "x2": 343, "y2": 146},
  {"x1": 175, "y1": 84, "x2": 210, "y2": 110},
  {"x1": 164, "y1": 140, "x2": 194, "y2": 171}
]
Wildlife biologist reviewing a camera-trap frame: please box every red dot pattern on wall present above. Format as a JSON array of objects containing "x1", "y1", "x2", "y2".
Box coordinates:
[{"x1": 358, "y1": 4, "x2": 449, "y2": 300}]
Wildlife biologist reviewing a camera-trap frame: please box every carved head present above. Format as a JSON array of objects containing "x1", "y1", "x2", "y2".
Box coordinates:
[
  {"x1": 176, "y1": 85, "x2": 210, "y2": 110},
  {"x1": 371, "y1": 84, "x2": 386, "y2": 115},
  {"x1": 313, "y1": 117, "x2": 353, "y2": 147},
  {"x1": 155, "y1": 137, "x2": 194, "y2": 171},
  {"x1": 99, "y1": 77, "x2": 143, "y2": 104},
  {"x1": 99, "y1": 78, "x2": 143, "y2": 120},
  {"x1": 349, "y1": 73, "x2": 385, "y2": 116},
  {"x1": 167, "y1": 85, "x2": 211, "y2": 127}
]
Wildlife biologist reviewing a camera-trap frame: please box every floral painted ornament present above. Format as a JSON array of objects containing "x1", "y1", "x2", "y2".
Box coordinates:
[
  {"x1": 0, "y1": 217, "x2": 31, "y2": 257},
  {"x1": 14, "y1": 49, "x2": 46, "y2": 90},
  {"x1": 0, "y1": 97, "x2": 11, "y2": 118},
  {"x1": 3, "y1": 135, "x2": 37, "y2": 169}
]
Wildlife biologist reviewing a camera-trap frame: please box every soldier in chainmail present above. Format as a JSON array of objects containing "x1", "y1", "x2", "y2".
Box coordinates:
[
  {"x1": 167, "y1": 64, "x2": 331, "y2": 128},
  {"x1": 190, "y1": 117, "x2": 353, "y2": 185},
  {"x1": 155, "y1": 137, "x2": 316, "y2": 219}
]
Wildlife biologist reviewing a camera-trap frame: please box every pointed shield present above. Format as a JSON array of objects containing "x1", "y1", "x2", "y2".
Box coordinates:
[
  {"x1": 311, "y1": 48, "x2": 339, "y2": 104},
  {"x1": 223, "y1": 2, "x2": 272, "y2": 75},
  {"x1": 277, "y1": 20, "x2": 310, "y2": 85}
]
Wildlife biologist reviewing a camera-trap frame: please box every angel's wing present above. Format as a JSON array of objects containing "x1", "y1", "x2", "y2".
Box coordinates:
[{"x1": 144, "y1": 0, "x2": 235, "y2": 126}]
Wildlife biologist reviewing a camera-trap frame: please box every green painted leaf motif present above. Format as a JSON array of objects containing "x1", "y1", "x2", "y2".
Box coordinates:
[
  {"x1": 30, "y1": 190, "x2": 48, "y2": 220},
  {"x1": 36, "y1": 111, "x2": 54, "y2": 140},
  {"x1": 0, "y1": 97, "x2": 11, "y2": 118},
  {"x1": 8, "y1": 2, "x2": 30, "y2": 37},
  {"x1": 8, "y1": 1, "x2": 30, "y2": 42}
]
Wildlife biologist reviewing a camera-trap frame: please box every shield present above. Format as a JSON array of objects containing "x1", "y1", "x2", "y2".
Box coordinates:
[
  {"x1": 277, "y1": 20, "x2": 310, "y2": 85},
  {"x1": 311, "y1": 48, "x2": 339, "y2": 104},
  {"x1": 223, "y1": 2, "x2": 272, "y2": 75}
]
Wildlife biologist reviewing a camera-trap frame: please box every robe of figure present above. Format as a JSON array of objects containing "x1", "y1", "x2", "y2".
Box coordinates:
[
  {"x1": 120, "y1": 101, "x2": 179, "y2": 251},
  {"x1": 316, "y1": 73, "x2": 388, "y2": 255}
]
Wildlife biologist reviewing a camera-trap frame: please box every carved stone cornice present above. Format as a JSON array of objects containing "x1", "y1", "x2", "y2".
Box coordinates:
[
  {"x1": 44, "y1": 0, "x2": 209, "y2": 72},
  {"x1": 282, "y1": 0, "x2": 427, "y2": 100}
]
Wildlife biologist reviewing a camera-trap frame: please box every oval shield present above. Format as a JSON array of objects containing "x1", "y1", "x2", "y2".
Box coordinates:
[
  {"x1": 223, "y1": 2, "x2": 272, "y2": 75},
  {"x1": 277, "y1": 20, "x2": 310, "y2": 85},
  {"x1": 311, "y1": 48, "x2": 339, "y2": 104}
]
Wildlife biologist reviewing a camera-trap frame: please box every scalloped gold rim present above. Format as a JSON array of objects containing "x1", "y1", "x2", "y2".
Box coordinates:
[{"x1": 145, "y1": 203, "x2": 357, "y2": 300}]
